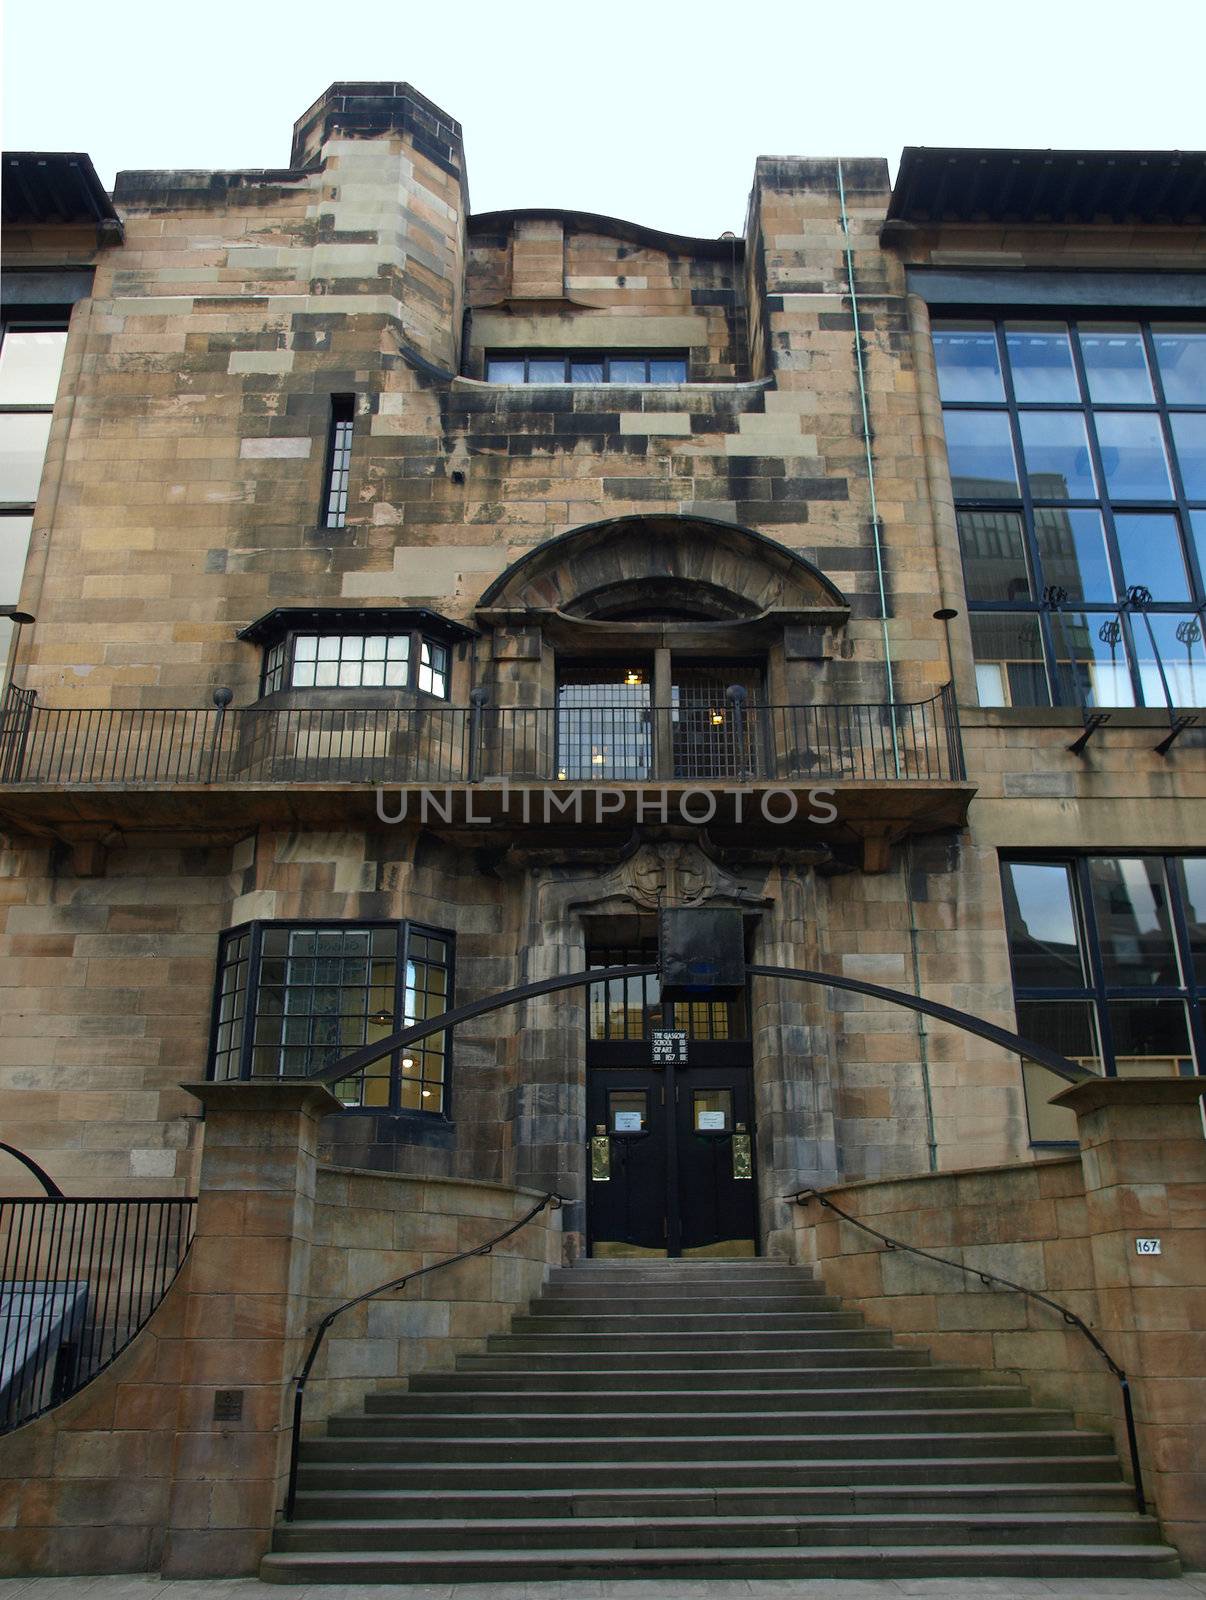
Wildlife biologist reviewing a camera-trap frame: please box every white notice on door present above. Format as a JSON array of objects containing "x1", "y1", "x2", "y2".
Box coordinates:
[
  {"x1": 613, "y1": 1111, "x2": 643, "y2": 1131},
  {"x1": 697, "y1": 1111, "x2": 727, "y2": 1130}
]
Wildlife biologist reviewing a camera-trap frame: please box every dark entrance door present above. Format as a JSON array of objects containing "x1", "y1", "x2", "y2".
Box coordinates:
[{"x1": 585, "y1": 940, "x2": 757, "y2": 1257}]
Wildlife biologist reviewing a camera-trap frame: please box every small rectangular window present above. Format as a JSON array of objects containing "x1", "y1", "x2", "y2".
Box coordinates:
[
  {"x1": 485, "y1": 352, "x2": 689, "y2": 385},
  {"x1": 417, "y1": 638, "x2": 449, "y2": 697},
  {"x1": 323, "y1": 395, "x2": 355, "y2": 528}
]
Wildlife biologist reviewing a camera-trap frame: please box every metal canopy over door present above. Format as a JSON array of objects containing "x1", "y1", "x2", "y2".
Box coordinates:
[{"x1": 585, "y1": 942, "x2": 757, "y2": 1257}]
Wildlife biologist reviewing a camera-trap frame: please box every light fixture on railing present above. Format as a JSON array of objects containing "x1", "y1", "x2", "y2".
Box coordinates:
[
  {"x1": 623, "y1": 669, "x2": 643, "y2": 686},
  {"x1": 710, "y1": 708, "x2": 724, "y2": 726}
]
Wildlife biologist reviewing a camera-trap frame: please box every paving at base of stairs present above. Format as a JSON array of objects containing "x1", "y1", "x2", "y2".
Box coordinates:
[
  {"x1": 259, "y1": 1259, "x2": 1182, "y2": 1586},
  {"x1": 2, "y1": 1577, "x2": 1206, "y2": 1600}
]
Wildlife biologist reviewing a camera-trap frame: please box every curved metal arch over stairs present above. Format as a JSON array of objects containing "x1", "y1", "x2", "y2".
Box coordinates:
[{"x1": 306, "y1": 962, "x2": 1093, "y2": 1089}]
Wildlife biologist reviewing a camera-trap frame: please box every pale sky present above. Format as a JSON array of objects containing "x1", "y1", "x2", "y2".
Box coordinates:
[{"x1": 4, "y1": 0, "x2": 1205, "y2": 239}]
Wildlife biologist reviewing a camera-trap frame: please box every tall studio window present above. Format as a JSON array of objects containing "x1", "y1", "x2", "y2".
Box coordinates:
[
  {"x1": 934, "y1": 319, "x2": 1206, "y2": 708},
  {"x1": 1001, "y1": 855, "x2": 1204, "y2": 1142},
  {"x1": 209, "y1": 921, "x2": 452, "y2": 1114},
  {"x1": 261, "y1": 629, "x2": 449, "y2": 697},
  {"x1": 485, "y1": 352, "x2": 688, "y2": 385},
  {"x1": 322, "y1": 395, "x2": 355, "y2": 528},
  {"x1": 0, "y1": 323, "x2": 67, "y2": 668}
]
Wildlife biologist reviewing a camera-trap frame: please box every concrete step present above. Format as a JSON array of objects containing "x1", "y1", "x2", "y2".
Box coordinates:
[
  {"x1": 531, "y1": 1292, "x2": 842, "y2": 1314},
  {"x1": 294, "y1": 1453, "x2": 1127, "y2": 1493},
  {"x1": 544, "y1": 1276, "x2": 829, "y2": 1298},
  {"x1": 289, "y1": 1480, "x2": 1142, "y2": 1522},
  {"x1": 513, "y1": 1309, "x2": 860, "y2": 1330},
  {"x1": 299, "y1": 1427, "x2": 1111, "y2": 1465},
  {"x1": 329, "y1": 1406, "x2": 1075, "y2": 1440},
  {"x1": 367, "y1": 1383, "x2": 1034, "y2": 1415},
  {"x1": 414, "y1": 1362, "x2": 1015, "y2": 1391},
  {"x1": 259, "y1": 1542, "x2": 1182, "y2": 1584},
  {"x1": 272, "y1": 1508, "x2": 1165, "y2": 1553},
  {"x1": 487, "y1": 1329, "x2": 894, "y2": 1352},
  {"x1": 458, "y1": 1346, "x2": 935, "y2": 1370}
]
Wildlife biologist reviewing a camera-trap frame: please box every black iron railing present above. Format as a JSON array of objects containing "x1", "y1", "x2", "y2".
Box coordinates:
[
  {"x1": 0, "y1": 1193, "x2": 196, "y2": 1432},
  {"x1": 284, "y1": 1190, "x2": 561, "y2": 1519},
  {"x1": 791, "y1": 1186, "x2": 1146, "y2": 1513},
  {"x1": 0, "y1": 683, "x2": 965, "y2": 787}
]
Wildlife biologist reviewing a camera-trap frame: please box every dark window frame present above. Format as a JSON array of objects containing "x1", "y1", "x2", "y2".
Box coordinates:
[
  {"x1": 207, "y1": 918, "x2": 454, "y2": 1119},
  {"x1": 259, "y1": 627, "x2": 451, "y2": 699},
  {"x1": 321, "y1": 394, "x2": 355, "y2": 529},
  {"x1": 0, "y1": 318, "x2": 69, "y2": 606},
  {"x1": 484, "y1": 351, "x2": 689, "y2": 385},
  {"x1": 1001, "y1": 852, "x2": 1205, "y2": 1145},
  {"x1": 936, "y1": 313, "x2": 1206, "y2": 709}
]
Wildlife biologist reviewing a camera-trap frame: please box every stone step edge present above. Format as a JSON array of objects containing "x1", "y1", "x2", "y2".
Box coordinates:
[{"x1": 277, "y1": 1510, "x2": 1162, "y2": 1534}]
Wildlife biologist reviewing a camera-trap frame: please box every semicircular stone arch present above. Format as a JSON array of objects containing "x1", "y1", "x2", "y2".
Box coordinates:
[{"x1": 476, "y1": 514, "x2": 847, "y2": 619}]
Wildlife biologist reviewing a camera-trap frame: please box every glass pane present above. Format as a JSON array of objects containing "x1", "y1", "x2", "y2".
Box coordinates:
[
  {"x1": 693, "y1": 1089, "x2": 733, "y2": 1132},
  {"x1": 956, "y1": 510, "x2": 1031, "y2": 602},
  {"x1": 317, "y1": 636, "x2": 340, "y2": 659},
  {"x1": 1088, "y1": 856, "x2": 1178, "y2": 986},
  {"x1": 527, "y1": 359, "x2": 564, "y2": 383},
  {"x1": 1078, "y1": 324, "x2": 1154, "y2": 404},
  {"x1": 0, "y1": 412, "x2": 53, "y2": 502},
  {"x1": 942, "y1": 410, "x2": 1019, "y2": 499},
  {"x1": 570, "y1": 361, "x2": 604, "y2": 383},
  {"x1": 1152, "y1": 325, "x2": 1206, "y2": 405},
  {"x1": 1112, "y1": 513, "x2": 1190, "y2": 601},
  {"x1": 1169, "y1": 412, "x2": 1206, "y2": 500},
  {"x1": 1018, "y1": 1001, "x2": 1103, "y2": 1143},
  {"x1": 486, "y1": 359, "x2": 524, "y2": 383},
  {"x1": 1174, "y1": 858, "x2": 1206, "y2": 985},
  {"x1": 1134, "y1": 612, "x2": 1206, "y2": 708},
  {"x1": 970, "y1": 612, "x2": 1050, "y2": 707},
  {"x1": 1018, "y1": 411, "x2": 1097, "y2": 500},
  {"x1": 1052, "y1": 611, "x2": 1135, "y2": 707},
  {"x1": 609, "y1": 1090, "x2": 648, "y2": 1131},
  {"x1": 0, "y1": 514, "x2": 33, "y2": 602},
  {"x1": 1034, "y1": 509, "x2": 1114, "y2": 601},
  {"x1": 1005, "y1": 322, "x2": 1079, "y2": 403},
  {"x1": 1108, "y1": 999, "x2": 1193, "y2": 1076},
  {"x1": 609, "y1": 360, "x2": 645, "y2": 383},
  {"x1": 932, "y1": 323, "x2": 1004, "y2": 402},
  {"x1": 1095, "y1": 412, "x2": 1173, "y2": 500},
  {"x1": 1002, "y1": 862, "x2": 1086, "y2": 986},
  {"x1": 294, "y1": 635, "x2": 317, "y2": 658},
  {"x1": 0, "y1": 329, "x2": 67, "y2": 404},
  {"x1": 649, "y1": 358, "x2": 687, "y2": 384}
]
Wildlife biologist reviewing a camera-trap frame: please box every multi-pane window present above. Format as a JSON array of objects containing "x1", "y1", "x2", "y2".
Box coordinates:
[
  {"x1": 1001, "y1": 855, "x2": 1204, "y2": 1142},
  {"x1": 555, "y1": 661, "x2": 763, "y2": 780},
  {"x1": 209, "y1": 921, "x2": 452, "y2": 1115},
  {"x1": 485, "y1": 353, "x2": 688, "y2": 385},
  {"x1": 259, "y1": 629, "x2": 450, "y2": 698},
  {"x1": 587, "y1": 944, "x2": 745, "y2": 1042},
  {"x1": 0, "y1": 324, "x2": 67, "y2": 674},
  {"x1": 935, "y1": 319, "x2": 1206, "y2": 708},
  {"x1": 557, "y1": 664, "x2": 653, "y2": 780},
  {"x1": 322, "y1": 395, "x2": 355, "y2": 528}
]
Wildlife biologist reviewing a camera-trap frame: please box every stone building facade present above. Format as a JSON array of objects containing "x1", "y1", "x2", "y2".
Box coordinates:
[{"x1": 1, "y1": 88, "x2": 1203, "y2": 1262}]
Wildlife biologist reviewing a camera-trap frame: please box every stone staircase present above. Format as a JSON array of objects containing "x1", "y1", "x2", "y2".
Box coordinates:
[{"x1": 261, "y1": 1258, "x2": 1180, "y2": 1583}]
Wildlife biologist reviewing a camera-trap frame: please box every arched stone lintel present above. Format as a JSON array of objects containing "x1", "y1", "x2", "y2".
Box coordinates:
[{"x1": 475, "y1": 513, "x2": 849, "y2": 620}]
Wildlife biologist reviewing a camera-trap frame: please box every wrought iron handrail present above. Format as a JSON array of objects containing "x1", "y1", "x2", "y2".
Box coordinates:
[
  {"x1": 0, "y1": 681, "x2": 966, "y2": 787},
  {"x1": 0, "y1": 1190, "x2": 196, "y2": 1432},
  {"x1": 284, "y1": 1190, "x2": 562, "y2": 1520},
  {"x1": 790, "y1": 1186, "x2": 1146, "y2": 1513}
]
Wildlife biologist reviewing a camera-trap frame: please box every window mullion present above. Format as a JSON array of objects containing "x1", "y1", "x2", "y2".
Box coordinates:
[
  {"x1": 1074, "y1": 856, "x2": 1120, "y2": 1076},
  {"x1": 994, "y1": 319, "x2": 1055, "y2": 704},
  {"x1": 242, "y1": 921, "x2": 263, "y2": 1082},
  {"x1": 396, "y1": 920, "x2": 409, "y2": 1114}
]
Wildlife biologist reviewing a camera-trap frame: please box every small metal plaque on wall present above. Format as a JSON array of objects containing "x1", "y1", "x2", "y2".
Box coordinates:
[
  {"x1": 651, "y1": 1029, "x2": 688, "y2": 1064},
  {"x1": 213, "y1": 1389, "x2": 244, "y2": 1421},
  {"x1": 1135, "y1": 1238, "x2": 1162, "y2": 1255}
]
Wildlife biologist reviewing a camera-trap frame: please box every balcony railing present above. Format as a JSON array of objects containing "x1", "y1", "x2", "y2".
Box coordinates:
[{"x1": 0, "y1": 683, "x2": 965, "y2": 788}]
